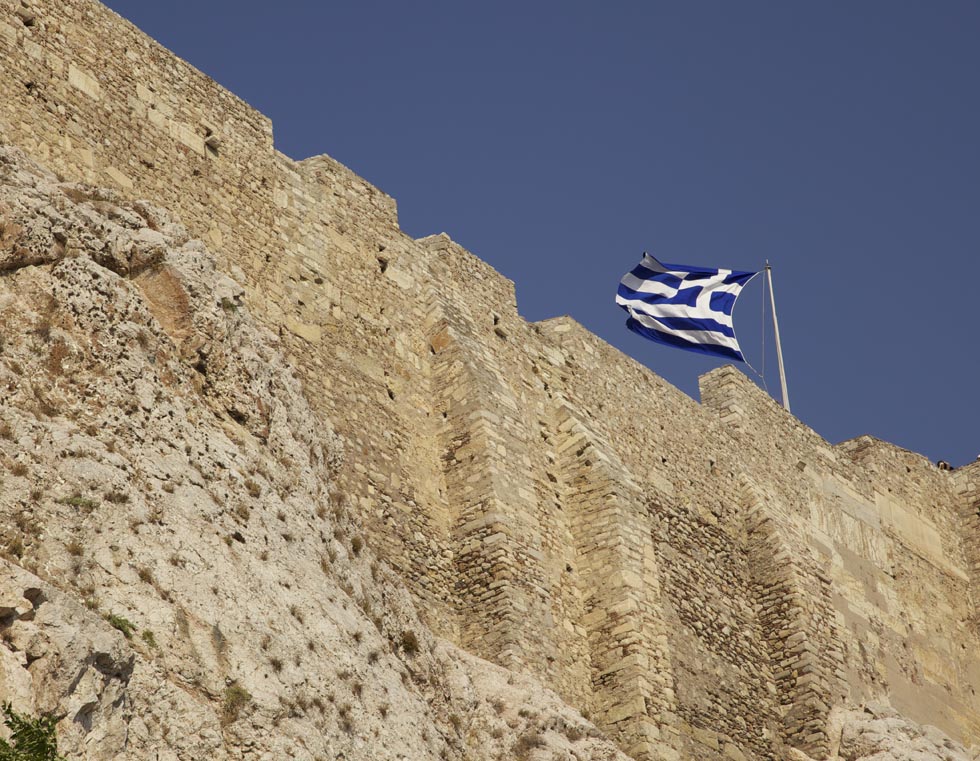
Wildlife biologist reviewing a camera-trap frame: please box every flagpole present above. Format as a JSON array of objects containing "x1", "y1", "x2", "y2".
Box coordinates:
[{"x1": 765, "y1": 261, "x2": 791, "y2": 413}]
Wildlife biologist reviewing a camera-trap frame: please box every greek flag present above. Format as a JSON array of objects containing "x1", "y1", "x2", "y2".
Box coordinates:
[{"x1": 616, "y1": 254, "x2": 758, "y2": 362}]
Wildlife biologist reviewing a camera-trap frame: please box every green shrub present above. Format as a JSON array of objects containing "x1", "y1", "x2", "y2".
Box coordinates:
[
  {"x1": 56, "y1": 494, "x2": 98, "y2": 512},
  {"x1": 104, "y1": 613, "x2": 136, "y2": 640},
  {"x1": 221, "y1": 683, "x2": 251, "y2": 726},
  {"x1": 0, "y1": 702, "x2": 65, "y2": 761}
]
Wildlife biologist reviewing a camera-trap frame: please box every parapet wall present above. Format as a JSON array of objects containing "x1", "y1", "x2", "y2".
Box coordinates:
[
  {"x1": 2, "y1": 2, "x2": 978, "y2": 759},
  {"x1": 0, "y1": 0, "x2": 278, "y2": 280}
]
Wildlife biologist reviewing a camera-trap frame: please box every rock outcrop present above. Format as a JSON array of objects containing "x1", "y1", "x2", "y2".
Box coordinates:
[
  {"x1": 0, "y1": 145, "x2": 628, "y2": 760},
  {"x1": 835, "y1": 706, "x2": 979, "y2": 761}
]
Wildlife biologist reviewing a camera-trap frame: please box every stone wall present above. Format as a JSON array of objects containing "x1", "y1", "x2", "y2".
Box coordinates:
[
  {"x1": 954, "y1": 461, "x2": 980, "y2": 624},
  {"x1": 2, "y1": 2, "x2": 978, "y2": 758},
  {"x1": 0, "y1": 0, "x2": 279, "y2": 286}
]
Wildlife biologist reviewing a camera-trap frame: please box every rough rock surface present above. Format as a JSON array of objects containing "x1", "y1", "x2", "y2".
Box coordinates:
[
  {"x1": 0, "y1": 143, "x2": 974, "y2": 761},
  {"x1": 834, "y1": 705, "x2": 980, "y2": 761},
  {"x1": 0, "y1": 144, "x2": 629, "y2": 760}
]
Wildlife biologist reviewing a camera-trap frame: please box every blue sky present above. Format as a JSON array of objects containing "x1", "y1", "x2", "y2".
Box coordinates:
[{"x1": 103, "y1": 1, "x2": 980, "y2": 467}]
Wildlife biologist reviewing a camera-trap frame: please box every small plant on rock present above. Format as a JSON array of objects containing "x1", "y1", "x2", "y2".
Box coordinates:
[
  {"x1": 350, "y1": 535, "x2": 363, "y2": 556},
  {"x1": 57, "y1": 494, "x2": 98, "y2": 513},
  {"x1": 514, "y1": 731, "x2": 546, "y2": 760},
  {"x1": 0, "y1": 702, "x2": 65, "y2": 761},
  {"x1": 105, "y1": 613, "x2": 136, "y2": 640},
  {"x1": 5, "y1": 537, "x2": 24, "y2": 560},
  {"x1": 399, "y1": 630, "x2": 420, "y2": 656},
  {"x1": 221, "y1": 683, "x2": 252, "y2": 726}
]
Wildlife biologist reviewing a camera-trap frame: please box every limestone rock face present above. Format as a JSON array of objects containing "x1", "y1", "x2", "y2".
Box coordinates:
[
  {"x1": 0, "y1": 144, "x2": 628, "y2": 761},
  {"x1": 835, "y1": 706, "x2": 980, "y2": 761}
]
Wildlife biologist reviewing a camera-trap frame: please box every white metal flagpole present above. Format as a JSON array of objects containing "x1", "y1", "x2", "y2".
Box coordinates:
[{"x1": 765, "y1": 261, "x2": 791, "y2": 413}]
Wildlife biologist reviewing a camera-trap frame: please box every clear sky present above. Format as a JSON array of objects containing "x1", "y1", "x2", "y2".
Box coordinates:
[{"x1": 103, "y1": 1, "x2": 980, "y2": 467}]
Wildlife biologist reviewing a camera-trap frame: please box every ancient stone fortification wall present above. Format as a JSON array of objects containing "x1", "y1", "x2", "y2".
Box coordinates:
[{"x1": 2, "y1": 2, "x2": 978, "y2": 759}]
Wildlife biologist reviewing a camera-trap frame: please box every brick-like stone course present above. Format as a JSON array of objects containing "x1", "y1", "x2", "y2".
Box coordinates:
[{"x1": 953, "y1": 461, "x2": 980, "y2": 619}]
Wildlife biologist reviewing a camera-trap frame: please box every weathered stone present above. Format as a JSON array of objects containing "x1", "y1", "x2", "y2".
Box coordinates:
[{"x1": 0, "y1": 4, "x2": 977, "y2": 760}]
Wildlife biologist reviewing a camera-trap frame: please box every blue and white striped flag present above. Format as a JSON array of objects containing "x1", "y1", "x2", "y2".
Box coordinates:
[{"x1": 616, "y1": 254, "x2": 758, "y2": 362}]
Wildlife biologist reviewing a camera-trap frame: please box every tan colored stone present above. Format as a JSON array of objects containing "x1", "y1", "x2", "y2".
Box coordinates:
[
  {"x1": 284, "y1": 316, "x2": 321, "y2": 343},
  {"x1": 0, "y1": 3, "x2": 977, "y2": 758},
  {"x1": 67, "y1": 63, "x2": 102, "y2": 99}
]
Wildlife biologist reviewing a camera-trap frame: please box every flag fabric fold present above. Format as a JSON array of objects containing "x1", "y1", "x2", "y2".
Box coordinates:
[{"x1": 616, "y1": 253, "x2": 758, "y2": 362}]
